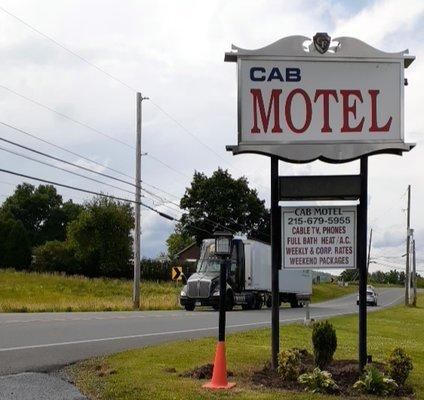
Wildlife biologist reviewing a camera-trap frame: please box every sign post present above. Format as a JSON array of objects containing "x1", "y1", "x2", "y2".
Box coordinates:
[
  {"x1": 225, "y1": 33, "x2": 415, "y2": 372},
  {"x1": 270, "y1": 156, "x2": 280, "y2": 369}
]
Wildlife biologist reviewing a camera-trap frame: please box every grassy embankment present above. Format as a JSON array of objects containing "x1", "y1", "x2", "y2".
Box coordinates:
[
  {"x1": 0, "y1": 269, "x2": 181, "y2": 312},
  {"x1": 0, "y1": 269, "x2": 357, "y2": 312},
  {"x1": 69, "y1": 296, "x2": 424, "y2": 400}
]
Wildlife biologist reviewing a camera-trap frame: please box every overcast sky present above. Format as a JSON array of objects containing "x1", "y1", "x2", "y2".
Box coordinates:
[{"x1": 0, "y1": 0, "x2": 422, "y2": 274}]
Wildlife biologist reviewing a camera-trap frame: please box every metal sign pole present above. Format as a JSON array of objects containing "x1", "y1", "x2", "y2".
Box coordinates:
[
  {"x1": 270, "y1": 156, "x2": 280, "y2": 369},
  {"x1": 358, "y1": 156, "x2": 368, "y2": 371},
  {"x1": 219, "y1": 257, "x2": 227, "y2": 342}
]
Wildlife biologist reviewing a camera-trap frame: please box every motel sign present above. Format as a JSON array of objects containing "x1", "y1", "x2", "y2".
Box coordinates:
[{"x1": 226, "y1": 35, "x2": 414, "y2": 162}]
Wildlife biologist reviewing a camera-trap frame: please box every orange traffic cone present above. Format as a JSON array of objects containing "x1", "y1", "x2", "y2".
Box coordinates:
[{"x1": 203, "y1": 341, "x2": 236, "y2": 389}]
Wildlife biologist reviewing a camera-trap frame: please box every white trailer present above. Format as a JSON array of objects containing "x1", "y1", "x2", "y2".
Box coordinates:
[
  {"x1": 180, "y1": 237, "x2": 312, "y2": 311},
  {"x1": 244, "y1": 239, "x2": 312, "y2": 306}
]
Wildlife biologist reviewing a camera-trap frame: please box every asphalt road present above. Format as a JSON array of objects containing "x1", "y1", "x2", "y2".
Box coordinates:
[{"x1": 0, "y1": 288, "x2": 403, "y2": 376}]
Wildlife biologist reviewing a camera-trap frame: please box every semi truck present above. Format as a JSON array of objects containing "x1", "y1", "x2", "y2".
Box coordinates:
[{"x1": 179, "y1": 238, "x2": 312, "y2": 311}]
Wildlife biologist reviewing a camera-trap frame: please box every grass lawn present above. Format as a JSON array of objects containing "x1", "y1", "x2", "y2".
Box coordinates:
[
  {"x1": 0, "y1": 269, "x2": 359, "y2": 313},
  {"x1": 68, "y1": 295, "x2": 423, "y2": 400},
  {"x1": 311, "y1": 282, "x2": 357, "y2": 303},
  {"x1": 0, "y1": 269, "x2": 181, "y2": 312}
]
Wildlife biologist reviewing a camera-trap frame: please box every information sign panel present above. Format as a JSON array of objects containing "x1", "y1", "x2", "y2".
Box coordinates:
[{"x1": 282, "y1": 205, "x2": 356, "y2": 269}]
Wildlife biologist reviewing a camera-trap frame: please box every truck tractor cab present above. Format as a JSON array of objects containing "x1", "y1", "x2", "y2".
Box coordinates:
[{"x1": 179, "y1": 239, "x2": 244, "y2": 311}]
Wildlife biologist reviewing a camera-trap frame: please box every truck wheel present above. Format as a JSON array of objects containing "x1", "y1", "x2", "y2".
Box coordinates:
[
  {"x1": 184, "y1": 303, "x2": 195, "y2": 311},
  {"x1": 254, "y1": 295, "x2": 263, "y2": 310},
  {"x1": 212, "y1": 304, "x2": 220, "y2": 311},
  {"x1": 266, "y1": 296, "x2": 272, "y2": 308},
  {"x1": 226, "y1": 293, "x2": 234, "y2": 311},
  {"x1": 290, "y1": 298, "x2": 300, "y2": 308}
]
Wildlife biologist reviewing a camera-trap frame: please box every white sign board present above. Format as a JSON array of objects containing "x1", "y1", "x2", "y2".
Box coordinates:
[
  {"x1": 240, "y1": 60, "x2": 401, "y2": 143},
  {"x1": 225, "y1": 35, "x2": 415, "y2": 162},
  {"x1": 282, "y1": 206, "x2": 357, "y2": 269}
]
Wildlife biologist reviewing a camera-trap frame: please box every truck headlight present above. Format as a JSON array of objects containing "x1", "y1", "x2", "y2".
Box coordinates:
[
  {"x1": 212, "y1": 289, "x2": 220, "y2": 296},
  {"x1": 180, "y1": 289, "x2": 187, "y2": 297}
]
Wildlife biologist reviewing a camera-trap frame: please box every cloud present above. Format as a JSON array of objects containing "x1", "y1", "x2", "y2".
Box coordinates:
[
  {"x1": 333, "y1": 0, "x2": 424, "y2": 46},
  {"x1": 0, "y1": 0, "x2": 422, "y2": 261}
]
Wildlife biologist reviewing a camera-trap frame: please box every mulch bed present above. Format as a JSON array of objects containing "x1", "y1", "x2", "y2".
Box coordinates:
[
  {"x1": 179, "y1": 351, "x2": 414, "y2": 397},
  {"x1": 251, "y1": 356, "x2": 413, "y2": 397}
]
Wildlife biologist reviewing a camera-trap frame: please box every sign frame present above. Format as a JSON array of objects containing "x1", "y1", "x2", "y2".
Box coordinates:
[{"x1": 281, "y1": 205, "x2": 357, "y2": 270}]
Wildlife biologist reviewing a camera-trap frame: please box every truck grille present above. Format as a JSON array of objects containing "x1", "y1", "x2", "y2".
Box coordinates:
[{"x1": 187, "y1": 280, "x2": 211, "y2": 298}]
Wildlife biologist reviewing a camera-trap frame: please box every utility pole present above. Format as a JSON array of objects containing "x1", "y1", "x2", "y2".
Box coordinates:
[
  {"x1": 405, "y1": 185, "x2": 411, "y2": 306},
  {"x1": 412, "y1": 238, "x2": 417, "y2": 307},
  {"x1": 133, "y1": 92, "x2": 148, "y2": 310}
]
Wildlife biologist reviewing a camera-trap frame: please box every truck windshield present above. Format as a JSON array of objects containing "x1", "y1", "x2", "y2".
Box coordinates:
[{"x1": 197, "y1": 243, "x2": 221, "y2": 273}]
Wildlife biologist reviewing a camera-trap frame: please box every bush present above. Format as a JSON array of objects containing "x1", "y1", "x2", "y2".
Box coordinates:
[
  {"x1": 140, "y1": 258, "x2": 170, "y2": 281},
  {"x1": 277, "y1": 349, "x2": 301, "y2": 381},
  {"x1": 0, "y1": 212, "x2": 31, "y2": 269},
  {"x1": 386, "y1": 347, "x2": 413, "y2": 386},
  {"x1": 353, "y1": 364, "x2": 397, "y2": 395},
  {"x1": 312, "y1": 320, "x2": 337, "y2": 368},
  {"x1": 32, "y1": 241, "x2": 79, "y2": 275},
  {"x1": 298, "y1": 368, "x2": 338, "y2": 394},
  {"x1": 67, "y1": 197, "x2": 134, "y2": 278}
]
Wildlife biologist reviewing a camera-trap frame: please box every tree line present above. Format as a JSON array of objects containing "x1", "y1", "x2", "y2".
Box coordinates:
[
  {"x1": 1, "y1": 169, "x2": 271, "y2": 279},
  {"x1": 339, "y1": 268, "x2": 424, "y2": 288},
  {"x1": 0, "y1": 183, "x2": 134, "y2": 277}
]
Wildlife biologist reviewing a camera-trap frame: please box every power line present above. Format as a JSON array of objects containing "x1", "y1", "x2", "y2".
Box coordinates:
[
  {"x1": 0, "y1": 167, "x2": 175, "y2": 220},
  {"x1": 0, "y1": 120, "x2": 135, "y2": 181},
  {"x1": 1, "y1": 130, "x2": 270, "y2": 239},
  {"x1": 0, "y1": 120, "x2": 186, "y2": 201},
  {"x1": 0, "y1": 5, "x2": 138, "y2": 93},
  {"x1": 0, "y1": 85, "x2": 193, "y2": 180},
  {"x1": 0, "y1": 132, "x2": 233, "y2": 232},
  {"x1": 0, "y1": 4, "x2": 217, "y2": 160},
  {"x1": 0, "y1": 5, "x2": 267, "y2": 190},
  {"x1": 0, "y1": 168, "x2": 218, "y2": 238},
  {"x1": 0, "y1": 135, "x2": 137, "y2": 188},
  {"x1": 0, "y1": 125, "x2": 251, "y2": 236},
  {"x1": 0, "y1": 84, "x2": 134, "y2": 149},
  {"x1": 0, "y1": 144, "x2": 138, "y2": 196}
]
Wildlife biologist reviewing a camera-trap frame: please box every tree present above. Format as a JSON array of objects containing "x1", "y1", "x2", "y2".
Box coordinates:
[
  {"x1": 67, "y1": 197, "x2": 134, "y2": 277},
  {"x1": 0, "y1": 211, "x2": 31, "y2": 269},
  {"x1": 179, "y1": 168, "x2": 270, "y2": 244},
  {"x1": 40, "y1": 200, "x2": 83, "y2": 243},
  {"x1": 166, "y1": 230, "x2": 194, "y2": 261},
  {"x1": 32, "y1": 240, "x2": 77, "y2": 274},
  {"x1": 1, "y1": 183, "x2": 82, "y2": 247},
  {"x1": 339, "y1": 269, "x2": 358, "y2": 282}
]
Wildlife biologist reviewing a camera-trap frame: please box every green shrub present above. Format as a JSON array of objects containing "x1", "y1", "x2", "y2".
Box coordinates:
[
  {"x1": 386, "y1": 347, "x2": 413, "y2": 386},
  {"x1": 0, "y1": 212, "x2": 31, "y2": 269},
  {"x1": 312, "y1": 320, "x2": 337, "y2": 368},
  {"x1": 32, "y1": 241, "x2": 79, "y2": 275},
  {"x1": 277, "y1": 349, "x2": 301, "y2": 381},
  {"x1": 298, "y1": 368, "x2": 338, "y2": 394},
  {"x1": 353, "y1": 364, "x2": 398, "y2": 396}
]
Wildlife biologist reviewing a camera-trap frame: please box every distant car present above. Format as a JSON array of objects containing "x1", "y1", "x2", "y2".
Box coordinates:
[{"x1": 356, "y1": 287, "x2": 378, "y2": 306}]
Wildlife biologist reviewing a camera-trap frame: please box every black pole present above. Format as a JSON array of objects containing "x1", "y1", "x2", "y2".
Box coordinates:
[
  {"x1": 271, "y1": 156, "x2": 281, "y2": 369},
  {"x1": 218, "y1": 257, "x2": 227, "y2": 342},
  {"x1": 358, "y1": 156, "x2": 368, "y2": 371}
]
